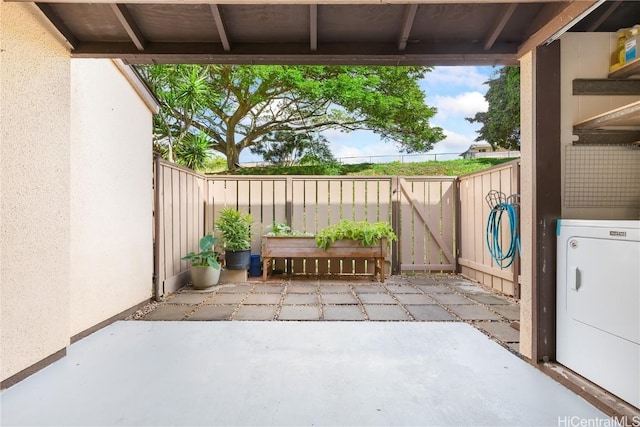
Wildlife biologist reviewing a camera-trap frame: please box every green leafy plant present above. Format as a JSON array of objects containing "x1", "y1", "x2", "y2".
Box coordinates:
[
  {"x1": 264, "y1": 222, "x2": 315, "y2": 237},
  {"x1": 316, "y1": 220, "x2": 397, "y2": 250},
  {"x1": 215, "y1": 208, "x2": 252, "y2": 251},
  {"x1": 181, "y1": 234, "x2": 220, "y2": 268}
]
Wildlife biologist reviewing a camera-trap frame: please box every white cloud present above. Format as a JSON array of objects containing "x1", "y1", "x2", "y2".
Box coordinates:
[
  {"x1": 423, "y1": 66, "x2": 492, "y2": 90},
  {"x1": 433, "y1": 91, "x2": 488, "y2": 120}
]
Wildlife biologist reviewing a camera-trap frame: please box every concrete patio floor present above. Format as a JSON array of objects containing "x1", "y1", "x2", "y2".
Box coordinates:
[
  {"x1": 131, "y1": 275, "x2": 522, "y2": 351},
  {"x1": 1, "y1": 321, "x2": 606, "y2": 426}
]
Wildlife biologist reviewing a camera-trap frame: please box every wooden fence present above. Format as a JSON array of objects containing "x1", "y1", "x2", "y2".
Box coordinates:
[
  {"x1": 153, "y1": 159, "x2": 459, "y2": 297},
  {"x1": 457, "y1": 160, "x2": 521, "y2": 297}
]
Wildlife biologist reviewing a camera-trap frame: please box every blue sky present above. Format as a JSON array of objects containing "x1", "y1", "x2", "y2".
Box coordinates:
[{"x1": 240, "y1": 65, "x2": 497, "y2": 163}]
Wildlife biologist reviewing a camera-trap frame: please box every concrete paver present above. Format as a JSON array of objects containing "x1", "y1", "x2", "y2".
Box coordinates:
[
  {"x1": 353, "y1": 284, "x2": 386, "y2": 294},
  {"x1": 364, "y1": 304, "x2": 410, "y2": 321},
  {"x1": 357, "y1": 293, "x2": 397, "y2": 304},
  {"x1": 278, "y1": 306, "x2": 320, "y2": 320},
  {"x1": 243, "y1": 294, "x2": 282, "y2": 305},
  {"x1": 491, "y1": 304, "x2": 520, "y2": 321},
  {"x1": 445, "y1": 304, "x2": 502, "y2": 321},
  {"x1": 287, "y1": 284, "x2": 319, "y2": 293},
  {"x1": 429, "y1": 293, "x2": 472, "y2": 305},
  {"x1": 384, "y1": 284, "x2": 422, "y2": 294},
  {"x1": 166, "y1": 293, "x2": 209, "y2": 305},
  {"x1": 449, "y1": 284, "x2": 492, "y2": 295},
  {"x1": 322, "y1": 305, "x2": 365, "y2": 320},
  {"x1": 321, "y1": 293, "x2": 358, "y2": 304},
  {"x1": 476, "y1": 321, "x2": 520, "y2": 343},
  {"x1": 394, "y1": 293, "x2": 436, "y2": 305},
  {"x1": 253, "y1": 284, "x2": 285, "y2": 293},
  {"x1": 218, "y1": 284, "x2": 253, "y2": 293},
  {"x1": 408, "y1": 276, "x2": 440, "y2": 285},
  {"x1": 233, "y1": 305, "x2": 277, "y2": 320},
  {"x1": 466, "y1": 294, "x2": 512, "y2": 305},
  {"x1": 406, "y1": 305, "x2": 456, "y2": 321},
  {"x1": 142, "y1": 304, "x2": 192, "y2": 321},
  {"x1": 416, "y1": 284, "x2": 454, "y2": 294},
  {"x1": 319, "y1": 284, "x2": 351, "y2": 293},
  {"x1": 189, "y1": 305, "x2": 236, "y2": 320},
  {"x1": 283, "y1": 294, "x2": 319, "y2": 305},
  {"x1": 206, "y1": 293, "x2": 247, "y2": 304}
]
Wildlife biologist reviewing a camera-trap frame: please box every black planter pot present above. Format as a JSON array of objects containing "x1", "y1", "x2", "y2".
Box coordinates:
[{"x1": 225, "y1": 249, "x2": 251, "y2": 270}]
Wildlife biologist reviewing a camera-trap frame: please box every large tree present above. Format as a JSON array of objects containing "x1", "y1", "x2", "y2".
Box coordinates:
[
  {"x1": 466, "y1": 66, "x2": 520, "y2": 150},
  {"x1": 250, "y1": 131, "x2": 335, "y2": 166},
  {"x1": 139, "y1": 65, "x2": 444, "y2": 170}
]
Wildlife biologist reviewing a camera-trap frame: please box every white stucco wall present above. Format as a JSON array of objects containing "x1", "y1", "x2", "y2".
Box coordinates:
[
  {"x1": 69, "y1": 59, "x2": 153, "y2": 336},
  {"x1": 0, "y1": 2, "x2": 71, "y2": 380}
]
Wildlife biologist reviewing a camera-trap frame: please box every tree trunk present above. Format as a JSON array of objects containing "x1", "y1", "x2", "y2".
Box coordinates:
[{"x1": 227, "y1": 149, "x2": 240, "y2": 170}]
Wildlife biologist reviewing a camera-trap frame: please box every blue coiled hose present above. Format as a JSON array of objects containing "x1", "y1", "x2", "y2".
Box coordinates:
[{"x1": 486, "y1": 202, "x2": 520, "y2": 269}]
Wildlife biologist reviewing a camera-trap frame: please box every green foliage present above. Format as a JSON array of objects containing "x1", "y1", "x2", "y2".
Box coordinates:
[
  {"x1": 139, "y1": 65, "x2": 220, "y2": 165},
  {"x1": 174, "y1": 133, "x2": 210, "y2": 170},
  {"x1": 181, "y1": 234, "x2": 220, "y2": 269},
  {"x1": 466, "y1": 66, "x2": 521, "y2": 150},
  {"x1": 264, "y1": 222, "x2": 314, "y2": 237},
  {"x1": 215, "y1": 208, "x2": 252, "y2": 251},
  {"x1": 250, "y1": 131, "x2": 336, "y2": 166},
  {"x1": 316, "y1": 220, "x2": 397, "y2": 250},
  {"x1": 219, "y1": 158, "x2": 515, "y2": 177},
  {"x1": 138, "y1": 64, "x2": 444, "y2": 170}
]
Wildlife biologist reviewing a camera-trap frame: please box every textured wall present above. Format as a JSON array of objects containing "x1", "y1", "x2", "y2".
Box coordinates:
[
  {"x1": 0, "y1": 2, "x2": 71, "y2": 380},
  {"x1": 518, "y1": 50, "x2": 534, "y2": 361},
  {"x1": 69, "y1": 59, "x2": 153, "y2": 336}
]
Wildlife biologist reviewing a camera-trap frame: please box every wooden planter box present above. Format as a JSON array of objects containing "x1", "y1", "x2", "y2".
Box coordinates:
[{"x1": 261, "y1": 236, "x2": 388, "y2": 282}]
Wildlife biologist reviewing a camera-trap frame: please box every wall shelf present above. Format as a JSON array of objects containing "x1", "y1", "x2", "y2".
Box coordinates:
[
  {"x1": 573, "y1": 100, "x2": 640, "y2": 130},
  {"x1": 609, "y1": 58, "x2": 640, "y2": 79}
]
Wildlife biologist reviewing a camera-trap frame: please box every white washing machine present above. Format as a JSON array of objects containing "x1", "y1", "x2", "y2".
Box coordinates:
[{"x1": 557, "y1": 219, "x2": 640, "y2": 408}]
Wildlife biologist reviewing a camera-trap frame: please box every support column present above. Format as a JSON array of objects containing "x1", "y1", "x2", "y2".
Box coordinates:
[{"x1": 519, "y1": 42, "x2": 562, "y2": 362}]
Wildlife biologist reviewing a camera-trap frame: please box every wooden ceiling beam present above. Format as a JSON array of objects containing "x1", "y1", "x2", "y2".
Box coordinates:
[
  {"x1": 397, "y1": 4, "x2": 418, "y2": 51},
  {"x1": 518, "y1": 0, "x2": 601, "y2": 56},
  {"x1": 36, "y1": 4, "x2": 78, "y2": 49},
  {"x1": 70, "y1": 41, "x2": 519, "y2": 66},
  {"x1": 210, "y1": 4, "x2": 231, "y2": 51},
  {"x1": 110, "y1": 4, "x2": 146, "y2": 51},
  {"x1": 310, "y1": 4, "x2": 318, "y2": 51},
  {"x1": 483, "y1": 3, "x2": 517, "y2": 51},
  {"x1": 12, "y1": 0, "x2": 571, "y2": 4}
]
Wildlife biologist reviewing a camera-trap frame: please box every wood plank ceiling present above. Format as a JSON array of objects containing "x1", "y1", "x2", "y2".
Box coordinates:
[{"x1": 11, "y1": 0, "x2": 636, "y2": 65}]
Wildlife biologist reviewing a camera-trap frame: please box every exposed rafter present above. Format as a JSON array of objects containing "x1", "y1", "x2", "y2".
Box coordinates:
[
  {"x1": 518, "y1": 1, "x2": 600, "y2": 56},
  {"x1": 36, "y1": 4, "x2": 78, "y2": 49},
  {"x1": 586, "y1": 0, "x2": 622, "y2": 32},
  {"x1": 310, "y1": 4, "x2": 318, "y2": 51},
  {"x1": 484, "y1": 3, "x2": 517, "y2": 50},
  {"x1": 397, "y1": 4, "x2": 418, "y2": 51},
  {"x1": 210, "y1": 4, "x2": 231, "y2": 52},
  {"x1": 110, "y1": 4, "x2": 146, "y2": 51}
]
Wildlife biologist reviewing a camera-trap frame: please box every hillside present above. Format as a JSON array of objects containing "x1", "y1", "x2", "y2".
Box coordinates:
[{"x1": 207, "y1": 158, "x2": 517, "y2": 176}]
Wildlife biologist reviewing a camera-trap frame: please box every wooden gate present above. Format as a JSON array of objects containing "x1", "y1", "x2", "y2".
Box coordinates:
[{"x1": 396, "y1": 177, "x2": 457, "y2": 272}]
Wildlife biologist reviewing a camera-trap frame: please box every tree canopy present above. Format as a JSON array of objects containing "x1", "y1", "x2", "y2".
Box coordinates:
[
  {"x1": 466, "y1": 66, "x2": 520, "y2": 150},
  {"x1": 250, "y1": 131, "x2": 335, "y2": 166},
  {"x1": 138, "y1": 65, "x2": 444, "y2": 170}
]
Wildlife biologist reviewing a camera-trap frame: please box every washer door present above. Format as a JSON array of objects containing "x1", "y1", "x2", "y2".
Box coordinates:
[{"x1": 566, "y1": 237, "x2": 639, "y2": 345}]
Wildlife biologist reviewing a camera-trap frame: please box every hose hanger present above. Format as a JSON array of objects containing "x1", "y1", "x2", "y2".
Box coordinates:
[{"x1": 485, "y1": 191, "x2": 520, "y2": 269}]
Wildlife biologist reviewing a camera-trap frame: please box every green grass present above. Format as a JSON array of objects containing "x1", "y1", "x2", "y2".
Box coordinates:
[{"x1": 210, "y1": 158, "x2": 517, "y2": 176}]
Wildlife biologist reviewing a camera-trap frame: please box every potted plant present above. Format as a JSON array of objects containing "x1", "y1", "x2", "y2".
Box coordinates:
[
  {"x1": 215, "y1": 207, "x2": 252, "y2": 270},
  {"x1": 181, "y1": 234, "x2": 221, "y2": 289}
]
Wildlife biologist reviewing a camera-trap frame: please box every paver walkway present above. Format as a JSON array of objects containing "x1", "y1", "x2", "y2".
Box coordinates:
[{"x1": 129, "y1": 274, "x2": 521, "y2": 351}]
